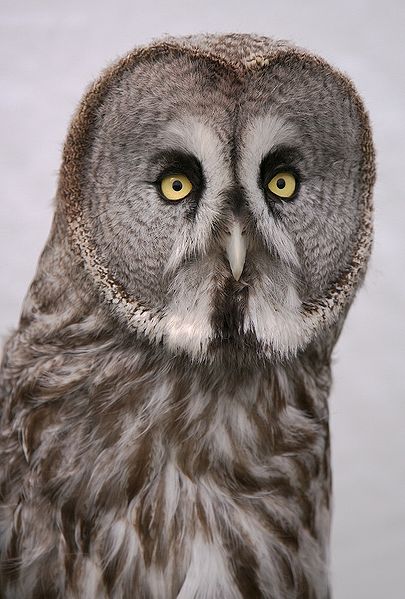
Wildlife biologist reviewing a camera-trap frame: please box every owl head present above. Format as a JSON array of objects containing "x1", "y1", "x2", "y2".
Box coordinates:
[{"x1": 57, "y1": 34, "x2": 374, "y2": 365}]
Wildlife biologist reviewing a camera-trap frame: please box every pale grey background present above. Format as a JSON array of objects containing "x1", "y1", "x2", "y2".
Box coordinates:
[{"x1": 0, "y1": 1, "x2": 404, "y2": 597}]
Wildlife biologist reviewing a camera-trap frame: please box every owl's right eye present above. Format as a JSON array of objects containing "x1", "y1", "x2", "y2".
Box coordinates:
[{"x1": 160, "y1": 174, "x2": 193, "y2": 201}]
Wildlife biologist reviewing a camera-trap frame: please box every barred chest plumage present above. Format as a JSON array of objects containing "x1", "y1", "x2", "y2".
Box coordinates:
[{"x1": 0, "y1": 334, "x2": 332, "y2": 599}]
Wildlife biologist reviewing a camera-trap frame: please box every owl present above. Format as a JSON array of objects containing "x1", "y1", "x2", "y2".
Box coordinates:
[{"x1": 0, "y1": 33, "x2": 374, "y2": 598}]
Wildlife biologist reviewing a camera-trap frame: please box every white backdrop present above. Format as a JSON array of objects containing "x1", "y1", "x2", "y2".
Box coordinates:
[{"x1": 1, "y1": 1, "x2": 404, "y2": 597}]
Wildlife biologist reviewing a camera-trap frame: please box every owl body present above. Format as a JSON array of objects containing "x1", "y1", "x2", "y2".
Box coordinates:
[{"x1": 0, "y1": 34, "x2": 374, "y2": 598}]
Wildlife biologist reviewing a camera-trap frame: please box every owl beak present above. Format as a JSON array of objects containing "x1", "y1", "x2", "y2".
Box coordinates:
[{"x1": 225, "y1": 221, "x2": 247, "y2": 281}]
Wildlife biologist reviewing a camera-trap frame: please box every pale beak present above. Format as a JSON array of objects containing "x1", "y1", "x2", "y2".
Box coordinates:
[{"x1": 225, "y1": 221, "x2": 247, "y2": 281}]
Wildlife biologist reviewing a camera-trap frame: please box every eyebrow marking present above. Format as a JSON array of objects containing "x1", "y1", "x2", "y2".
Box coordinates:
[
  {"x1": 159, "y1": 118, "x2": 232, "y2": 193},
  {"x1": 150, "y1": 150, "x2": 204, "y2": 186},
  {"x1": 259, "y1": 145, "x2": 303, "y2": 189}
]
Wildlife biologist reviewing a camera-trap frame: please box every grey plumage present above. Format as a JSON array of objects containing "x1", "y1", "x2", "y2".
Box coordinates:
[{"x1": 0, "y1": 33, "x2": 375, "y2": 598}]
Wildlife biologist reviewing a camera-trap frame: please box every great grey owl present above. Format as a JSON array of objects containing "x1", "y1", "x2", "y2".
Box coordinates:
[{"x1": 0, "y1": 33, "x2": 375, "y2": 598}]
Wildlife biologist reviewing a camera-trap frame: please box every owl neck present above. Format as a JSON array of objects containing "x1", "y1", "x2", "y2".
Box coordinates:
[
  {"x1": 7, "y1": 292, "x2": 333, "y2": 481},
  {"x1": 140, "y1": 341, "x2": 332, "y2": 482}
]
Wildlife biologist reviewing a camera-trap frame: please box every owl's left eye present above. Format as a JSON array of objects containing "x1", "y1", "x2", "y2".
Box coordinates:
[
  {"x1": 160, "y1": 174, "x2": 193, "y2": 201},
  {"x1": 267, "y1": 171, "x2": 297, "y2": 199}
]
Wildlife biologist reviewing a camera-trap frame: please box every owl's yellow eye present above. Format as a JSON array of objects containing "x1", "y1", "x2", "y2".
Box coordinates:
[
  {"x1": 267, "y1": 171, "x2": 297, "y2": 199},
  {"x1": 160, "y1": 174, "x2": 193, "y2": 201}
]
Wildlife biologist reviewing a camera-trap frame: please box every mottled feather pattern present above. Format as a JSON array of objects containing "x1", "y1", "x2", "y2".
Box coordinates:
[
  {"x1": 0, "y1": 313, "x2": 331, "y2": 598},
  {"x1": 0, "y1": 33, "x2": 374, "y2": 598}
]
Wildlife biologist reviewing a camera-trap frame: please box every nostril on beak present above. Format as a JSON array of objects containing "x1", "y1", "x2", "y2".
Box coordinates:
[{"x1": 224, "y1": 221, "x2": 247, "y2": 281}]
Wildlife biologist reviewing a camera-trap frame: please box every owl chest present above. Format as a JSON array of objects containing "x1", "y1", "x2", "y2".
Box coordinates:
[
  {"x1": 87, "y1": 419, "x2": 330, "y2": 599},
  {"x1": 2, "y1": 364, "x2": 331, "y2": 598}
]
